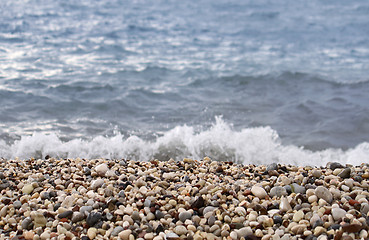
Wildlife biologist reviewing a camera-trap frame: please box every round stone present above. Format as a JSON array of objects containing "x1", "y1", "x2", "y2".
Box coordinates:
[
  {"x1": 179, "y1": 211, "x2": 192, "y2": 222},
  {"x1": 251, "y1": 186, "x2": 267, "y2": 199}
]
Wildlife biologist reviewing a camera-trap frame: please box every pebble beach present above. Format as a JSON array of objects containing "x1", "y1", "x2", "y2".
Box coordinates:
[{"x1": 1, "y1": 157, "x2": 369, "y2": 240}]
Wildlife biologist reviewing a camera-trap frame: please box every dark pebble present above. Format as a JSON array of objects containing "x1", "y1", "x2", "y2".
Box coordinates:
[
  {"x1": 328, "y1": 223, "x2": 341, "y2": 230},
  {"x1": 338, "y1": 168, "x2": 351, "y2": 179},
  {"x1": 313, "y1": 219, "x2": 324, "y2": 229},
  {"x1": 155, "y1": 224, "x2": 164, "y2": 234},
  {"x1": 58, "y1": 210, "x2": 73, "y2": 219},
  {"x1": 86, "y1": 212, "x2": 102, "y2": 227},
  {"x1": 191, "y1": 196, "x2": 205, "y2": 210},
  {"x1": 328, "y1": 162, "x2": 344, "y2": 170},
  {"x1": 273, "y1": 215, "x2": 283, "y2": 225},
  {"x1": 155, "y1": 210, "x2": 165, "y2": 220}
]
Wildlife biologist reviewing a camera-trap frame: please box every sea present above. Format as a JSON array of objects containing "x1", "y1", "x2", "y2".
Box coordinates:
[{"x1": 1, "y1": 0, "x2": 369, "y2": 166}]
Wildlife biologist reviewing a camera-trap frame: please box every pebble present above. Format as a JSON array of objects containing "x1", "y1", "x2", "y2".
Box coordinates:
[
  {"x1": 179, "y1": 211, "x2": 192, "y2": 222},
  {"x1": 86, "y1": 211, "x2": 102, "y2": 226},
  {"x1": 270, "y1": 186, "x2": 287, "y2": 197},
  {"x1": 315, "y1": 186, "x2": 333, "y2": 203},
  {"x1": 30, "y1": 211, "x2": 47, "y2": 228},
  {"x1": 22, "y1": 184, "x2": 34, "y2": 194},
  {"x1": 174, "y1": 225, "x2": 188, "y2": 235},
  {"x1": 95, "y1": 163, "x2": 108, "y2": 176},
  {"x1": 251, "y1": 186, "x2": 267, "y2": 198},
  {"x1": 119, "y1": 230, "x2": 132, "y2": 240},
  {"x1": 280, "y1": 196, "x2": 292, "y2": 212},
  {"x1": 331, "y1": 207, "x2": 347, "y2": 221},
  {"x1": 87, "y1": 227, "x2": 97, "y2": 239}
]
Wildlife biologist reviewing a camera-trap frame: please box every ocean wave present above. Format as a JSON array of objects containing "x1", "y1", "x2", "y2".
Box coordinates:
[{"x1": 1, "y1": 117, "x2": 368, "y2": 166}]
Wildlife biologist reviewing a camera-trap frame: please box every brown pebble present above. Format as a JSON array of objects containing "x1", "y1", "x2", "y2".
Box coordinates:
[{"x1": 342, "y1": 223, "x2": 362, "y2": 233}]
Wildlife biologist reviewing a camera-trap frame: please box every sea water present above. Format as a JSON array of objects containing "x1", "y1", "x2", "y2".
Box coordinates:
[{"x1": 1, "y1": 0, "x2": 369, "y2": 166}]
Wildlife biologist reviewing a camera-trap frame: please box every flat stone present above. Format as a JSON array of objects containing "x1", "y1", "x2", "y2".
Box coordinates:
[
  {"x1": 342, "y1": 223, "x2": 362, "y2": 233},
  {"x1": 58, "y1": 210, "x2": 73, "y2": 219}
]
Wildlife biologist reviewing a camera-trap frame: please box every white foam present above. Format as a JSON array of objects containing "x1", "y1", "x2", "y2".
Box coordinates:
[{"x1": 1, "y1": 117, "x2": 368, "y2": 166}]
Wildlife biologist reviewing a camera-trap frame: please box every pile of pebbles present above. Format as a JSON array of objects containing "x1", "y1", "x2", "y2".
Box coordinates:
[{"x1": 0, "y1": 157, "x2": 369, "y2": 240}]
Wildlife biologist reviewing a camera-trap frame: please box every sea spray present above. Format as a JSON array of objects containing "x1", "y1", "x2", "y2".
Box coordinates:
[{"x1": 1, "y1": 117, "x2": 368, "y2": 166}]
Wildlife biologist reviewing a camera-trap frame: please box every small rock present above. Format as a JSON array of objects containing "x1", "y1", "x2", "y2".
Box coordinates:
[
  {"x1": 86, "y1": 211, "x2": 102, "y2": 227},
  {"x1": 58, "y1": 210, "x2": 73, "y2": 219},
  {"x1": 315, "y1": 186, "x2": 333, "y2": 203},
  {"x1": 30, "y1": 211, "x2": 47, "y2": 228},
  {"x1": 203, "y1": 206, "x2": 216, "y2": 215},
  {"x1": 331, "y1": 208, "x2": 346, "y2": 221},
  {"x1": 132, "y1": 211, "x2": 141, "y2": 221},
  {"x1": 174, "y1": 225, "x2": 188, "y2": 235},
  {"x1": 95, "y1": 163, "x2": 108, "y2": 176},
  {"x1": 22, "y1": 184, "x2": 34, "y2": 194},
  {"x1": 338, "y1": 168, "x2": 351, "y2": 179},
  {"x1": 314, "y1": 226, "x2": 326, "y2": 236},
  {"x1": 342, "y1": 223, "x2": 362, "y2": 233},
  {"x1": 327, "y1": 162, "x2": 344, "y2": 170},
  {"x1": 251, "y1": 186, "x2": 267, "y2": 199},
  {"x1": 267, "y1": 163, "x2": 278, "y2": 171},
  {"x1": 166, "y1": 233, "x2": 180, "y2": 240},
  {"x1": 311, "y1": 169, "x2": 322, "y2": 178},
  {"x1": 280, "y1": 196, "x2": 292, "y2": 212},
  {"x1": 87, "y1": 227, "x2": 97, "y2": 240},
  {"x1": 235, "y1": 206, "x2": 247, "y2": 216},
  {"x1": 270, "y1": 186, "x2": 287, "y2": 197},
  {"x1": 91, "y1": 179, "x2": 104, "y2": 190},
  {"x1": 118, "y1": 229, "x2": 132, "y2": 240},
  {"x1": 72, "y1": 212, "x2": 85, "y2": 223},
  {"x1": 293, "y1": 210, "x2": 304, "y2": 222},
  {"x1": 111, "y1": 226, "x2": 124, "y2": 236},
  {"x1": 21, "y1": 217, "x2": 33, "y2": 230},
  {"x1": 291, "y1": 183, "x2": 306, "y2": 194},
  {"x1": 179, "y1": 211, "x2": 192, "y2": 222}
]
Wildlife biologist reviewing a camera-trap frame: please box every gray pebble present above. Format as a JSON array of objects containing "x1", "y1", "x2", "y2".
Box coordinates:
[
  {"x1": 111, "y1": 226, "x2": 124, "y2": 236},
  {"x1": 270, "y1": 186, "x2": 287, "y2": 197},
  {"x1": 71, "y1": 212, "x2": 85, "y2": 223},
  {"x1": 179, "y1": 211, "x2": 192, "y2": 222},
  {"x1": 21, "y1": 217, "x2": 33, "y2": 230}
]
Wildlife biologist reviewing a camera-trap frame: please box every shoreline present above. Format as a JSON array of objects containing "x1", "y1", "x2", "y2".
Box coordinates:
[{"x1": 0, "y1": 157, "x2": 368, "y2": 240}]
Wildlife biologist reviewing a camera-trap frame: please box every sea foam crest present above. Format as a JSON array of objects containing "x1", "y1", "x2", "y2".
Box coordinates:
[{"x1": 0, "y1": 117, "x2": 368, "y2": 166}]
